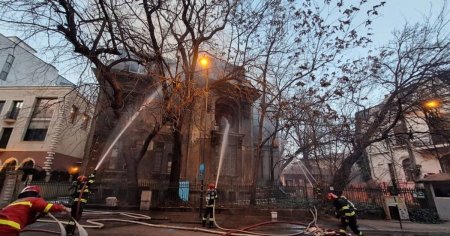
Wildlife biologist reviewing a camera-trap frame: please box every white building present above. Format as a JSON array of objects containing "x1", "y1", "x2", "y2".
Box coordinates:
[
  {"x1": 359, "y1": 79, "x2": 450, "y2": 187},
  {"x1": 0, "y1": 33, "x2": 93, "y2": 179}
]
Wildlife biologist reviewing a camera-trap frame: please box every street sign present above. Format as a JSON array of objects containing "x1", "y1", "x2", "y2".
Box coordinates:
[{"x1": 199, "y1": 163, "x2": 205, "y2": 174}]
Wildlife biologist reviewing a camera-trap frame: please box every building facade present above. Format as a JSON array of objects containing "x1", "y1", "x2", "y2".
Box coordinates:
[
  {"x1": 0, "y1": 33, "x2": 93, "y2": 179},
  {"x1": 358, "y1": 78, "x2": 450, "y2": 187},
  {"x1": 84, "y1": 54, "x2": 282, "y2": 189}
]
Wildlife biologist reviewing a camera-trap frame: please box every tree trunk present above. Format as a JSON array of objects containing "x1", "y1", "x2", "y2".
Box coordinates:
[
  {"x1": 331, "y1": 149, "x2": 364, "y2": 192},
  {"x1": 168, "y1": 124, "x2": 183, "y2": 200}
]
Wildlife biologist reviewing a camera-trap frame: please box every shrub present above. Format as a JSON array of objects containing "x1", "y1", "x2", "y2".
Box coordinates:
[{"x1": 408, "y1": 208, "x2": 440, "y2": 224}]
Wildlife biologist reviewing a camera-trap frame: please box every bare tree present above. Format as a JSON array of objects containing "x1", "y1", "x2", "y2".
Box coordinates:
[
  {"x1": 0, "y1": 0, "x2": 239, "y2": 202},
  {"x1": 329, "y1": 7, "x2": 450, "y2": 190}
]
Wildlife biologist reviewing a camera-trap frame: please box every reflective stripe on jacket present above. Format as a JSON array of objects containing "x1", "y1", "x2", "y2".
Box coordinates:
[
  {"x1": 333, "y1": 196, "x2": 356, "y2": 218},
  {"x1": 0, "y1": 197, "x2": 65, "y2": 231},
  {"x1": 205, "y1": 189, "x2": 218, "y2": 207}
]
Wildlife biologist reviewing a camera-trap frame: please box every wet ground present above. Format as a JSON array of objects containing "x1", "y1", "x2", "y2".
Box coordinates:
[{"x1": 20, "y1": 210, "x2": 450, "y2": 236}]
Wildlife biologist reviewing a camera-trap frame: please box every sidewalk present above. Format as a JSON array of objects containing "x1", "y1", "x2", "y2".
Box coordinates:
[
  {"x1": 358, "y1": 219, "x2": 450, "y2": 236},
  {"x1": 153, "y1": 210, "x2": 450, "y2": 236}
]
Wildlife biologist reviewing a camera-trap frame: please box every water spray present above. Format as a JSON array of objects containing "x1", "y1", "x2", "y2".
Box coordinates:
[
  {"x1": 95, "y1": 87, "x2": 161, "y2": 171},
  {"x1": 215, "y1": 119, "x2": 230, "y2": 188}
]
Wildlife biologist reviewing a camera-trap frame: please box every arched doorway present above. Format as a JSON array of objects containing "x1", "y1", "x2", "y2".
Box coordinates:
[
  {"x1": 0, "y1": 159, "x2": 18, "y2": 189},
  {"x1": 20, "y1": 159, "x2": 36, "y2": 182},
  {"x1": 1, "y1": 159, "x2": 18, "y2": 172}
]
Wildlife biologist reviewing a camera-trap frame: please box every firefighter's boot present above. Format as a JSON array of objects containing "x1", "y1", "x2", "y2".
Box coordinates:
[
  {"x1": 202, "y1": 220, "x2": 206, "y2": 227},
  {"x1": 65, "y1": 222, "x2": 76, "y2": 236},
  {"x1": 209, "y1": 221, "x2": 214, "y2": 228}
]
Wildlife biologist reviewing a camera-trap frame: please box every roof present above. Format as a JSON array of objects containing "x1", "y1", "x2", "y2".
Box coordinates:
[{"x1": 417, "y1": 173, "x2": 450, "y2": 183}]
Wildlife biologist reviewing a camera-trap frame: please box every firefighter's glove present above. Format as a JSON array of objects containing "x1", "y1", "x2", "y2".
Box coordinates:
[{"x1": 65, "y1": 207, "x2": 72, "y2": 213}]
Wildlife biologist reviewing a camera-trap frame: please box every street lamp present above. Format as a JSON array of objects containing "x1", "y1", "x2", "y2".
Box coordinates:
[
  {"x1": 198, "y1": 54, "x2": 210, "y2": 218},
  {"x1": 199, "y1": 54, "x2": 210, "y2": 110},
  {"x1": 68, "y1": 165, "x2": 80, "y2": 182},
  {"x1": 422, "y1": 99, "x2": 441, "y2": 110}
]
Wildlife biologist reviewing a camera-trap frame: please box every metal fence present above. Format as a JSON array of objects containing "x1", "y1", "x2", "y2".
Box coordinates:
[
  {"x1": 4, "y1": 180, "x2": 430, "y2": 212},
  {"x1": 342, "y1": 186, "x2": 429, "y2": 209},
  {"x1": 12, "y1": 181, "x2": 72, "y2": 204},
  {"x1": 87, "y1": 181, "x2": 309, "y2": 208}
]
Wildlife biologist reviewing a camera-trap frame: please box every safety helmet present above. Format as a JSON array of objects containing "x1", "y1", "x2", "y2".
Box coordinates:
[
  {"x1": 21, "y1": 185, "x2": 41, "y2": 195},
  {"x1": 77, "y1": 175, "x2": 88, "y2": 182},
  {"x1": 327, "y1": 192, "x2": 338, "y2": 201},
  {"x1": 208, "y1": 183, "x2": 215, "y2": 189}
]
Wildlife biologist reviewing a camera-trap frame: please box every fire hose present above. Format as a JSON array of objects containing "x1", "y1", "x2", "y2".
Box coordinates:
[
  {"x1": 28, "y1": 208, "x2": 330, "y2": 236},
  {"x1": 24, "y1": 201, "x2": 346, "y2": 236}
]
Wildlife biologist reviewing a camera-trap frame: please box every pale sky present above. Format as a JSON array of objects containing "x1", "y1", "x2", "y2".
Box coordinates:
[{"x1": 0, "y1": 0, "x2": 446, "y2": 83}]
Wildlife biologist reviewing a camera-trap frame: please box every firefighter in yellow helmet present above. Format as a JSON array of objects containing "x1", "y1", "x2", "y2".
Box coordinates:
[
  {"x1": 66, "y1": 171, "x2": 96, "y2": 235},
  {"x1": 202, "y1": 183, "x2": 218, "y2": 228},
  {"x1": 327, "y1": 192, "x2": 363, "y2": 236}
]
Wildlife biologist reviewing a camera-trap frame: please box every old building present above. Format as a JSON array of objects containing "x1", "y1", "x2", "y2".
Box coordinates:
[
  {"x1": 84, "y1": 53, "x2": 281, "y2": 190},
  {"x1": 0, "y1": 33, "x2": 93, "y2": 179},
  {"x1": 357, "y1": 77, "x2": 450, "y2": 187}
]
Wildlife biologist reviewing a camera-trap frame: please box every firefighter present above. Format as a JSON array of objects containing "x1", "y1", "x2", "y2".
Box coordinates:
[
  {"x1": 327, "y1": 192, "x2": 363, "y2": 236},
  {"x1": 66, "y1": 170, "x2": 96, "y2": 235},
  {"x1": 202, "y1": 183, "x2": 218, "y2": 228},
  {"x1": 0, "y1": 185, "x2": 68, "y2": 236}
]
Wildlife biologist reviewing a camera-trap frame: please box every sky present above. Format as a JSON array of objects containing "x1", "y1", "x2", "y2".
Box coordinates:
[{"x1": 0, "y1": 0, "x2": 447, "y2": 84}]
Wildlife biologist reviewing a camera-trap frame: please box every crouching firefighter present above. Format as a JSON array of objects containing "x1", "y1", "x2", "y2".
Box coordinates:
[
  {"x1": 327, "y1": 192, "x2": 363, "y2": 236},
  {"x1": 202, "y1": 183, "x2": 218, "y2": 228},
  {"x1": 0, "y1": 186, "x2": 68, "y2": 236},
  {"x1": 66, "y1": 170, "x2": 96, "y2": 235}
]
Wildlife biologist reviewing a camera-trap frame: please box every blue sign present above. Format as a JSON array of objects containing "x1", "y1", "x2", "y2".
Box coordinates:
[
  {"x1": 199, "y1": 163, "x2": 205, "y2": 174},
  {"x1": 179, "y1": 181, "x2": 189, "y2": 202}
]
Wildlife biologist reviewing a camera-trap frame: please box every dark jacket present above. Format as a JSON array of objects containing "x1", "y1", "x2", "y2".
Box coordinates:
[{"x1": 333, "y1": 196, "x2": 356, "y2": 218}]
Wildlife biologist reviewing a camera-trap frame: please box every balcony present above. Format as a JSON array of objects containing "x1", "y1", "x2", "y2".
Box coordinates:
[{"x1": 3, "y1": 111, "x2": 19, "y2": 123}]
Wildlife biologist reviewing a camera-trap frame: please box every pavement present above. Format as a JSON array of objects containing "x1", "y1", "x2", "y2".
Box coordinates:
[{"x1": 19, "y1": 208, "x2": 450, "y2": 236}]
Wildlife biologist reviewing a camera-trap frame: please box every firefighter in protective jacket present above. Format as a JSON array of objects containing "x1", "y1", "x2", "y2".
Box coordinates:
[
  {"x1": 0, "y1": 186, "x2": 67, "y2": 236},
  {"x1": 327, "y1": 192, "x2": 363, "y2": 236},
  {"x1": 66, "y1": 170, "x2": 96, "y2": 234},
  {"x1": 202, "y1": 183, "x2": 218, "y2": 228}
]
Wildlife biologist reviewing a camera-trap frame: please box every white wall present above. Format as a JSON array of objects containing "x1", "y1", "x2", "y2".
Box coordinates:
[
  {"x1": 368, "y1": 147, "x2": 442, "y2": 184},
  {"x1": 366, "y1": 110, "x2": 444, "y2": 184},
  {"x1": 0, "y1": 34, "x2": 61, "y2": 87},
  {"x1": 0, "y1": 87, "x2": 91, "y2": 159}
]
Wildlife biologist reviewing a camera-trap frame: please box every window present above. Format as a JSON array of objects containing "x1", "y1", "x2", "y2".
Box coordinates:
[
  {"x1": 81, "y1": 114, "x2": 90, "y2": 130},
  {"x1": 153, "y1": 143, "x2": 164, "y2": 173},
  {"x1": 70, "y1": 105, "x2": 79, "y2": 124},
  {"x1": 2, "y1": 160, "x2": 17, "y2": 171},
  {"x1": 0, "y1": 54, "x2": 15, "y2": 81},
  {"x1": 402, "y1": 158, "x2": 414, "y2": 181},
  {"x1": 0, "y1": 128, "x2": 13, "y2": 148},
  {"x1": 426, "y1": 114, "x2": 450, "y2": 145},
  {"x1": 167, "y1": 154, "x2": 173, "y2": 174},
  {"x1": 433, "y1": 183, "x2": 450, "y2": 197},
  {"x1": 0, "y1": 101, "x2": 5, "y2": 114},
  {"x1": 7, "y1": 101, "x2": 23, "y2": 119},
  {"x1": 393, "y1": 120, "x2": 408, "y2": 146},
  {"x1": 24, "y1": 98, "x2": 57, "y2": 141}
]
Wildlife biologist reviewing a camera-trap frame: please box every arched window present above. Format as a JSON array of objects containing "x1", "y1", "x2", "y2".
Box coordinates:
[
  {"x1": 402, "y1": 158, "x2": 414, "y2": 181},
  {"x1": 21, "y1": 160, "x2": 34, "y2": 169},
  {"x1": 215, "y1": 98, "x2": 238, "y2": 132},
  {"x1": 2, "y1": 160, "x2": 17, "y2": 172}
]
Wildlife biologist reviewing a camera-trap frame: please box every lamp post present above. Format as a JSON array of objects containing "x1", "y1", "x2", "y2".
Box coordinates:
[
  {"x1": 68, "y1": 165, "x2": 79, "y2": 183},
  {"x1": 198, "y1": 54, "x2": 209, "y2": 218}
]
